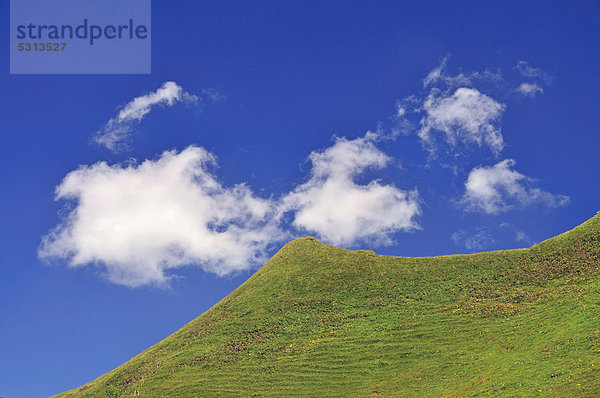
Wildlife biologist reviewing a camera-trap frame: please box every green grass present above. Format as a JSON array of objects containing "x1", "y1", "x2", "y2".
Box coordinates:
[{"x1": 56, "y1": 212, "x2": 600, "y2": 397}]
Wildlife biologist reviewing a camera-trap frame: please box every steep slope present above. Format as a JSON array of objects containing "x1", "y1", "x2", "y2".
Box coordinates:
[{"x1": 57, "y1": 213, "x2": 600, "y2": 397}]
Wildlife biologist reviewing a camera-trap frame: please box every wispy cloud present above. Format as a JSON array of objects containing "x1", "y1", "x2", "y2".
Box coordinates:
[
  {"x1": 514, "y1": 60, "x2": 552, "y2": 82},
  {"x1": 423, "y1": 57, "x2": 450, "y2": 87},
  {"x1": 517, "y1": 82, "x2": 544, "y2": 98},
  {"x1": 93, "y1": 82, "x2": 200, "y2": 152},
  {"x1": 423, "y1": 56, "x2": 501, "y2": 88},
  {"x1": 451, "y1": 224, "x2": 535, "y2": 251},
  {"x1": 418, "y1": 87, "x2": 506, "y2": 156},
  {"x1": 279, "y1": 133, "x2": 420, "y2": 246},
  {"x1": 461, "y1": 159, "x2": 569, "y2": 214},
  {"x1": 39, "y1": 146, "x2": 281, "y2": 287},
  {"x1": 451, "y1": 228, "x2": 495, "y2": 250}
]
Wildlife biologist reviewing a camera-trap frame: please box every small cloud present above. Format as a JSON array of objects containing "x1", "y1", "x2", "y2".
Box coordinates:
[
  {"x1": 418, "y1": 87, "x2": 506, "y2": 156},
  {"x1": 515, "y1": 230, "x2": 534, "y2": 246},
  {"x1": 461, "y1": 159, "x2": 570, "y2": 214},
  {"x1": 517, "y1": 82, "x2": 544, "y2": 97},
  {"x1": 279, "y1": 133, "x2": 420, "y2": 246},
  {"x1": 93, "y1": 82, "x2": 200, "y2": 152},
  {"x1": 39, "y1": 146, "x2": 281, "y2": 288},
  {"x1": 451, "y1": 228, "x2": 494, "y2": 251}
]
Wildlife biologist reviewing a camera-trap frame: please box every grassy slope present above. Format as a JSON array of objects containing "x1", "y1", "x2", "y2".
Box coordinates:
[{"x1": 57, "y1": 213, "x2": 600, "y2": 397}]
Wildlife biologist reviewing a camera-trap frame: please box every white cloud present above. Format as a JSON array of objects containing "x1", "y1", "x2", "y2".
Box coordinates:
[
  {"x1": 517, "y1": 82, "x2": 543, "y2": 97},
  {"x1": 461, "y1": 159, "x2": 569, "y2": 214},
  {"x1": 39, "y1": 146, "x2": 281, "y2": 287},
  {"x1": 41, "y1": 135, "x2": 424, "y2": 287},
  {"x1": 93, "y1": 82, "x2": 199, "y2": 152},
  {"x1": 418, "y1": 87, "x2": 506, "y2": 155},
  {"x1": 279, "y1": 133, "x2": 420, "y2": 246}
]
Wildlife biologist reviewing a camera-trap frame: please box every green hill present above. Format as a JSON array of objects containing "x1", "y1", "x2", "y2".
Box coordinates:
[{"x1": 56, "y1": 213, "x2": 600, "y2": 397}]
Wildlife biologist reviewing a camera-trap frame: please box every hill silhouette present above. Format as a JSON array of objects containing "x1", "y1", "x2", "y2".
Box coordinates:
[{"x1": 56, "y1": 212, "x2": 600, "y2": 397}]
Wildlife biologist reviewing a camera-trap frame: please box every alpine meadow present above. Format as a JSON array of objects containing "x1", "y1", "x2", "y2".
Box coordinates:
[{"x1": 55, "y1": 212, "x2": 600, "y2": 397}]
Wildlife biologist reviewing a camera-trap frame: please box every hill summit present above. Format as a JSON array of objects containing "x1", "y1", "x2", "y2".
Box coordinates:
[{"x1": 56, "y1": 213, "x2": 600, "y2": 397}]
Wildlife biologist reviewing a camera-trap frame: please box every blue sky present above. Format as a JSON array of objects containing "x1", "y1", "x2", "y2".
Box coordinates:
[{"x1": 1, "y1": 1, "x2": 599, "y2": 396}]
